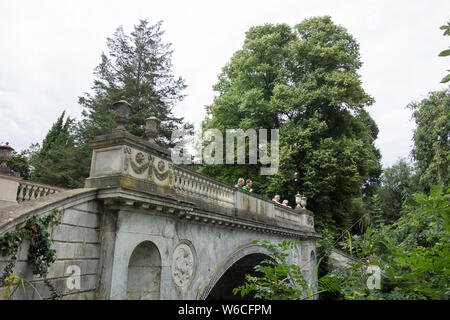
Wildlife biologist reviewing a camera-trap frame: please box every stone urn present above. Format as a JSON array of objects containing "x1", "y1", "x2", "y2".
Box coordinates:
[
  {"x1": 145, "y1": 114, "x2": 161, "y2": 143},
  {"x1": 0, "y1": 143, "x2": 14, "y2": 170},
  {"x1": 112, "y1": 97, "x2": 131, "y2": 131},
  {"x1": 295, "y1": 192, "x2": 307, "y2": 209}
]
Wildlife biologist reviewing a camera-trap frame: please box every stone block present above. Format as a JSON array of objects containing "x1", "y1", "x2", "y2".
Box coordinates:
[
  {"x1": 52, "y1": 224, "x2": 100, "y2": 243},
  {"x1": 72, "y1": 200, "x2": 101, "y2": 214},
  {"x1": 61, "y1": 208, "x2": 100, "y2": 228},
  {"x1": 53, "y1": 242, "x2": 100, "y2": 259}
]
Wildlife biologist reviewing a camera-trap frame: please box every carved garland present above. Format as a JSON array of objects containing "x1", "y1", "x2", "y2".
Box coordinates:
[
  {"x1": 153, "y1": 161, "x2": 170, "y2": 181},
  {"x1": 123, "y1": 147, "x2": 173, "y2": 186}
]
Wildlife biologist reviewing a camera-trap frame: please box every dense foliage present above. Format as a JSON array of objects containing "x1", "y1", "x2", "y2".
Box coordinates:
[
  {"x1": 0, "y1": 209, "x2": 63, "y2": 299},
  {"x1": 408, "y1": 89, "x2": 449, "y2": 192},
  {"x1": 233, "y1": 19, "x2": 449, "y2": 301},
  {"x1": 326, "y1": 185, "x2": 449, "y2": 300},
  {"x1": 200, "y1": 16, "x2": 381, "y2": 237},
  {"x1": 78, "y1": 19, "x2": 193, "y2": 147},
  {"x1": 27, "y1": 112, "x2": 85, "y2": 188}
]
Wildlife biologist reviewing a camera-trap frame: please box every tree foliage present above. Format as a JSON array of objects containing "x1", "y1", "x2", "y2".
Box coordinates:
[
  {"x1": 78, "y1": 19, "x2": 193, "y2": 147},
  {"x1": 200, "y1": 16, "x2": 381, "y2": 237},
  {"x1": 377, "y1": 159, "x2": 417, "y2": 224},
  {"x1": 408, "y1": 89, "x2": 450, "y2": 192},
  {"x1": 29, "y1": 112, "x2": 85, "y2": 188},
  {"x1": 325, "y1": 185, "x2": 450, "y2": 300}
]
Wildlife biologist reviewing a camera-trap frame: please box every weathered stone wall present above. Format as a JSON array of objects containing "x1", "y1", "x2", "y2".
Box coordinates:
[
  {"x1": 0, "y1": 189, "x2": 101, "y2": 300},
  {"x1": 1, "y1": 186, "x2": 319, "y2": 300},
  {"x1": 99, "y1": 207, "x2": 310, "y2": 300}
]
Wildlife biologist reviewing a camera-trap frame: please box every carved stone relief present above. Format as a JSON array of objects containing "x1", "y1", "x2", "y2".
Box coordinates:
[
  {"x1": 171, "y1": 242, "x2": 195, "y2": 288},
  {"x1": 122, "y1": 146, "x2": 173, "y2": 187}
]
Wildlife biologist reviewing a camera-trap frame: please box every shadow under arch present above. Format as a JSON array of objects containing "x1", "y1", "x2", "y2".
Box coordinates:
[
  {"x1": 200, "y1": 243, "x2": 273, "y2": 300},
  {"x1": 126, "y1": 240, "x2": 162, "y2": 300}
]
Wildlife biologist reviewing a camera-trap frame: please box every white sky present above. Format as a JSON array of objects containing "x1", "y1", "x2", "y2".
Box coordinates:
[{"x1": 0, "y1": 0, "x2": 449, "y2": 168}]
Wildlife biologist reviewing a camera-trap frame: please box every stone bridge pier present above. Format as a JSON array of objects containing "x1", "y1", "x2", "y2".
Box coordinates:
[{"x1": 0, "y1": 100, "x2": 320, "y2": 300}]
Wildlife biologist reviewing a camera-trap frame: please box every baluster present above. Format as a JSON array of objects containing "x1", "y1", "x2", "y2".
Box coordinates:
[
  {"x1": 184, "y1": 174, "x2": 189, "y2": 194},
  {"x1": 194, "y1": 177, "x2": 199, "y2": 196},
  {"x1": 187, "y1": 175, "x2": 193, "y2": 195},
  {"x1": 23, "y1": 184, "x2": 29, "y2": 201},
  {"x1": 207, "y1": 182, "x2": 211, "y2": 199},
  {"x1": 182, "y1": 175, "x2": 187, "y2": 193},
  {"x1": 31, "y1": 186, "x2": 37, "y2": 200},
  {"x1": 25, "y1": 184, "x2": 31, "y2": 201},
  {"x1": 16, "y1": 184, "x2": 23, "y2": 202}
]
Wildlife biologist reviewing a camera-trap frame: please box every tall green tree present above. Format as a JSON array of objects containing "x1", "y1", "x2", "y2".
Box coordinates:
[
  {"x1": 408, "y1": 89, "x2": 450, "y2": 192},
  {"x1": 7, "y1": 152, "x2": 30, "y2": 180},
  {"x1": 200, "y1": 16, "x2": 381, "y2": 237},
  {"x1": 377, "y1": 159, "x2": 416, "y2": 224},
  {"x1": 37, "y1": 20, "x2": 194, "y2": 188},
  {"x1": 30, "y1": 112, "x2": 85, "y2": 188},
  {"x1": 78, "y1": 20, "x2": 192, "y2": 147}
]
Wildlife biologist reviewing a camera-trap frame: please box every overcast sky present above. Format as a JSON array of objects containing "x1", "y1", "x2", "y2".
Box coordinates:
[{"x1": 0, "y1": 0, "x2": 449, "y2": 168}]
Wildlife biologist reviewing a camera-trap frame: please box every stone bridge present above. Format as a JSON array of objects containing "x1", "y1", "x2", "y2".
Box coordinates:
[{"x1": 0, "y1": 104, "x2": 320, "y2": 300}]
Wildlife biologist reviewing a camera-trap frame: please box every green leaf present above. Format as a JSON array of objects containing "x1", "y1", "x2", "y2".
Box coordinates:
[
  {"x1": 438, "y1": 49, "x2": 450, "y2": 57},
  {"x1": 440, "y1": 74, "x2": 450, "y2": 83}
]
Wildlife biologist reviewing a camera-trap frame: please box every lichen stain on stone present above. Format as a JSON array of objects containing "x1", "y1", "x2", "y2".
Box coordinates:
[
  {"x1": 120, "y1": 176, "x2": 137, "y2": 189},
  {"x1": 243, "y1": 196, "x2": 250, "y2": 211},
  {"x1": 258, "y1": 201, "x2": 265, "y2": 215}
]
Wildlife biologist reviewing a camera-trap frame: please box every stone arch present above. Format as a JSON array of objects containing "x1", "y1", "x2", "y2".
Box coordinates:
[
  {"x1": 126, "y1": 240, "x2": 162, "y2": 300},
  {"x1": 200, "y1": 243, "x2": 272, "y2": 300}
]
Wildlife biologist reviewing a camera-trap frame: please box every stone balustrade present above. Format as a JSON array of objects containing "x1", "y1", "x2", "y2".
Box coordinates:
[
  {"x1": 172, "y1": 166, "x2": 235, "y2": 207},
  {"x1": 16, "y1": 181, "x2": 66, "y2": 203}
]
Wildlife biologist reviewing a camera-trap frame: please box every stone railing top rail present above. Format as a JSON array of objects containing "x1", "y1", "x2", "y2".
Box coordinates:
[{"x1": 18, "y1": 180, "x2": 67, "y2": 192}]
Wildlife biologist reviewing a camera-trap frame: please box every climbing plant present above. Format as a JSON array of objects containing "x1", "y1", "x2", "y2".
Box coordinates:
[{"x1": 0, "y1": 208, "x2": 63, "y2": 299}]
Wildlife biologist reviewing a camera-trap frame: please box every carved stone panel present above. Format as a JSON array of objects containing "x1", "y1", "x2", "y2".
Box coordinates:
[
  {"x1": 122, "y1": 146, "x2": 173, "y2": 187},
  {"x1": 150, "y1": 155, "x2": 172, "y2": 187},
  {"x1": 171, "y1": 242, "x2": 195, "y2": 288}
]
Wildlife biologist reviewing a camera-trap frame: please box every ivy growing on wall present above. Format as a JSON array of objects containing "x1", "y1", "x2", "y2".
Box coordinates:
[{"x1": 0, "y1": 208, "x2": 63, "y2": 299}]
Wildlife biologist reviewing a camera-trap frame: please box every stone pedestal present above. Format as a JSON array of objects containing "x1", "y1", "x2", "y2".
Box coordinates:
[{"x1": 0, "y1": 173, "x2": 22, "y2": 206}]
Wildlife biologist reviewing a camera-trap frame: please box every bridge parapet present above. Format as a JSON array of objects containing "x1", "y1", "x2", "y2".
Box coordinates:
[{"x1": 84, "y1": 100, "x2": 316, "y2": 232}]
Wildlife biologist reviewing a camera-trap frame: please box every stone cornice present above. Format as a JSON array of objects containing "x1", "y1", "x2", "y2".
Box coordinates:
[{"x1": 97, "y1": 187, "x2": 321, "y2": 239}]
